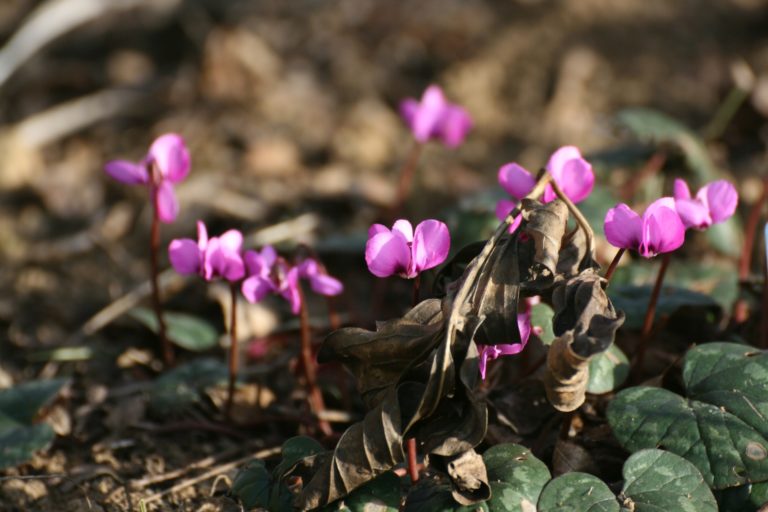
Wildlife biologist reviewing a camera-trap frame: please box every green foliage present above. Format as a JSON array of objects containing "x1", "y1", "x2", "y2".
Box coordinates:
[
  {"x1": 607, "y1": 342, "x2": 768, "y2": 489},
  {"x1": 129, "y1": 307, "x2": 219, "y2": 351},
  {"x1": 716, "y1": 481, "x2": 768, "y2": 511},
  {"x1": 530, "y1": 303, "x2": 555, "y2": 345},
  {"x1": 608, "y1": 284, "x2": 721, "y2": 330},
  {"x1": 0, "y1": 379, "x2": 68, "y2": 469},
  {"x1": 322, "y1": 472, "x2": 402, "y2": 511},
  {"x1": 483, "y1": 443, "x2": 550, "y2": 511},
  {"x1": 148, "y1": 358, "x2": 228, "y2": 415},
  {"x1": 403, "y1": 481, "x2": 488, "y2": 512},
  {"x1": 587, "y1": 344, "x2": 629, "y2": 394},
  {"x1": 230, "y1": 459, "x2": 271, "y2": 509},
  {"x1": 538, "y1": 449, "x2": 716, "y2": 511}
]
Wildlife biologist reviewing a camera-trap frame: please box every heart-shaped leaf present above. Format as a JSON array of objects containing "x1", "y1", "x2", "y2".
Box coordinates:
[
  {"x1": 148, "y1": 358, "x2": 228, "y2": 415},
  {"x1": 231, "y1": 459, "x2": 271, "y2": 509},
  {"x1": 537, "y1": 472, "x2": 618, "y2": 512},
  {"x1": 608, "y1": 285, "x2": 721, "y2": 330},
  {"x1": 587, "y1": 344, "x2": 629, "y2": 395},
  {"x1": 322, "y1": 472, "x2": 402, "y2": 511},
  {"x1": 530, "y1": 302, "x2": 555, "y2": 346},
  {"x1": 0, "y1": 421, "x2": 55, "y2": 470},
  {"x1": 403, "y1": 480, "x2": 489, "y2": 512},
  {"x1": 129, "y1": 308, "x2": 218, "y2": 351},
  {"x1": 607, "y1": 342, "x2": 768, "y2": 489},
  {"x1": 538, "y1": 449, "x2": 716, "y2": 511},
  {"x1": 483, "y1": 443, "x2": 550, "y2": 511},
  {"x1": 0, "y1": 378, "x2": 68, "y2": 424}
]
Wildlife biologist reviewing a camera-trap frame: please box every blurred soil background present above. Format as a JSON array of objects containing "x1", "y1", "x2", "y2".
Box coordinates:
[{"x1": 1, "y1": 0, "x2": 768, "y2": 510}]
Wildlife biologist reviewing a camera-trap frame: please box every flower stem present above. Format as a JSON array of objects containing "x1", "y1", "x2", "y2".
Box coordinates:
[
  {"x1": 226, "y1": 282, "x2": 238, "y2": 417},
  {"x1": 406, "y1": 275, "x2": 422, "y2": 483},
  {"x1": 733, "y1": 175, "x2": 768, "y2": 324},
  {"x1": 298, "y1": 285, "x2": 333, "y2": 437},
  {"x1": 148, "y1": 167, "x2": 173, "y2": 367},
  {"x1": 391, "y1": 141, "x2": 423, "y2": 217},
  {"x1": 621, "y1": 151, "x2": 667, "y2": 201},
  {"x1": 762, "y1": 224, "x2": 768, "y2": 349},
  {"x1": 633, "y1": 252, "x2": 672, "y2": 379},
  {"x1": 604, "y1": 248, "x2": 626, "y2": 282}
]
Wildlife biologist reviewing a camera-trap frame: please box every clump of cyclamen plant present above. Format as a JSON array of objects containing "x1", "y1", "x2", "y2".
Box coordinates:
[{"x1": 104, "y1": 133, "x2": 191, "y2": 366}]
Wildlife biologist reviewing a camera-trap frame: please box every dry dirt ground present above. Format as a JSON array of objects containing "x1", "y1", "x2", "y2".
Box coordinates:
[{"x1": 1, "y1": 0, "x2": 768, "y2": 510}]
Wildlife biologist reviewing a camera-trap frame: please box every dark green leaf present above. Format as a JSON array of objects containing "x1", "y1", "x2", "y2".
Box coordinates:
[
  {"x1": 607, "y1": 342, "x2": 768, "y2": 489},
  {"x1": 148, "y1": 358, "x2": 228, "y2": 415},
  {"x1": 620, "y1": 449, "x2": 717, "y2": 511},
  {"x1": 403, "y1": 480, "x2": 489, "y2": 512},
  {"x1": 0, "y1": 378, "x2": 68, "y2": 424},
  {"x1": 530, "y1": 303, "x2": 555, "y2": 345},
  {"x1": 587, "y1": 344, "x2": 629, "y2": 395},
  {"x1": 231, "y1": 459, "x2": 270, "y2": 509},
  {"x1": 0, "y1": 422, "x2": 55, "y2": 470},
  {"x1": 608, "y1": 285, "x2": 721, "y2": 330},
  {"x1": 129, "y1": 308, "x2": 218, "y2": 351},
  {"x1": 706, "y1": 216, "x2": 743, "y2": 258},
  {"x1": 716, "y1": 481, "x2": 768, "y2": 511},
  {"x1": 322, "y1": 472, "x2": 402, "y2": 511},
  {"x1": 483, "y1": 443, "x2": 550, "y2": 511},
  {"x1": 537, "y1": 472, "x2": 618, "y2": 512}
]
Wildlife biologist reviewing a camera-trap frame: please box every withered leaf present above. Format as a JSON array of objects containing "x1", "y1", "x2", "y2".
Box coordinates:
[
  {"x1": 544, "y1": 271, "x2": 625, "y2": 411},
  {"x1": 521, "y1": 198, "x2": 569, "y2": 280},
  {"x1": 427, "y1": 448, "x2": 491, "y2": 505}
]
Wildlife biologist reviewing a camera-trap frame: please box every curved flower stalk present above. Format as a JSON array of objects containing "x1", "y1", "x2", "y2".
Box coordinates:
[
  {"x1": 105, "y1": 133, "x2": 190, "y2": 223},
  {"x1": 400, "y1": 85, "x2": 472, "y2": 148},
  {"x1": 476, "y1": 297, "x2": 540, "y2": 380},
  {"x1": 365, "y1": 219, "x2": 450, "y2": 279},
  {"x1": 496, "y1": 146, "x2": 594, "y2": 228},
  {"x1": 673, "y1": 178, "x2": 738, "y2": 230},
  {"x1": 105, "y1": 133, "x2": 191, "y2": 367}
]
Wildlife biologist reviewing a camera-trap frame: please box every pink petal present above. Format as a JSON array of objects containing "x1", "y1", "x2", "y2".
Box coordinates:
[
  {"x1": 701, "y1": 180, "x2": 738, "y2": 224},
  {"x1": 368, "y1": 224, "x2": 390, "y2": 238},
  {"x1": 673, "y1": 178, "x2": 692, "y2": 200},
  {"x1": 241, "y1": 275, "x2": 274, "y2": 303},
  {"x1": 310, "y1": 274, "x2": 343, "y2": 296},
  {"x1": 675, "y1": 198, "x2": 711, "y2": 229},
  {"x1": 281, "y1": 267, "x2": 302, "y2": 314},
  {"x1": 219, "y1": 229, "x2": 243, "y2": 255},
  {"x1": 365, "y1": 231, "x2": 411, "y2": 278},
  {"x1": 496, "y1": 343, "x2": 525, "y2": 356},
  {"x1": 517, "y1": 310, "x2": 533, "y2": 345},
  {"x1": 498, "y1": 163, "x2": 536, "y2": 200},
  {"x1": 438, "y1": 105, "x2": 472, "y2": 147},
  {"x1": 495, "y1": 199, "x2": 517, "y2": 222},
  {"x1": 604, "y1": 204, "x2": 643, "y2": 250},
  {"x1": 104, "y1": 160, "x2": 149, "y2": 185},
  {"x1": 197, "y1": 221, "x2": 208, "y2": 250},
  {"x1": 411, "y1": 85, "x2": 447, "y2": 142},
  {"x1": 168, "y1": 238, "x2": 201, "y2": 275},
  {"x1": 155, "y1": 181, "x2": 179, "y2": 223},
  {"x1": 639, "y1": 202, "x2": 685, "y2": 258},
  {"x1": 552, "y1": 158, "x2": 594, "y2": 204},
  {"x1": 546, "y1": 146, "x2": 583, "y2": 178},
  {"x1": 202, "y1": 238, "x2": 220, "y2": 280},
  {"x1": 411, "y1": 219, "x2": 450, "y2": 276},
  {"x1": 477, "y1": 345, "x2": 495, "y2": 380},
  {"x1": 207, "y1": 233, "x2": 244, "y2": 282},
  {"x1": 399, "y1": 99, "x2": 419, "y2": 128},
  {"x1": 149, "y1": 133, "x2": 190, "y2": 183},
  {"x1": 297, "y1": 258, "x2": 319, "y2": 279},
  {"x1": 260, "y1": 246, "x2": 277, "y2": 269},
  {"x1": 391, "y1": 219, "x2": 414, "y2": 242}
]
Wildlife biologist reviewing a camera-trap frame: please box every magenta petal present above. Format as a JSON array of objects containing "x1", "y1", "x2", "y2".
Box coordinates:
[
  {"x1": 412, "y1": 85, "x2": 447, "y2": 142},
  {"x1": 411, "y1": 220, "x2": 450, "y2": 276},
  {"x1": 675, "y1": 198, "x2": 711, "y2": 229},
  {"x1": 196, "y1": 221, "x2": 208, "y2": 250},
  {"x1": 498, "y1": 163, "x2": 536, "y2": 200},
  {"x1": 517, "y1": 310, "x2": 532, "y2": 345},
  {"x1": 673, "y1": 178, "x2": 692, "y2": 200},
  {"x1": 202, "y1": 238, "x2": 219, "y2": 280},
  {"x1": 555, "y1": 158, "x2": 594, "y2": 204},
  {"x1": 702, "y1": 180, "x2": 738, "y2": 224},
  {"x1": 640, "y1": 203, "x2": 685, "y2": 257},
  {"x1": 104, "y1": 160, "x2": 149, "y2": 185},
  {"x1": 495, "y1": 199, "x2": 517, "y2": 222},
  {"x1": 546, "y1": 146, "x2": 583, "y2": 177},
  {"x1": 310, "y1": 274, "x2": 344, "y2": 296},
  {"x1": 495, "y1": 343, "x2": 525, "y2": 356},
  {"x1": 218, "y1": 229, "x2": 243, "y2": 255},
  {"x1": 155, "y1": 181, "x2": 179, "y2": 223},
  {"x1": 365, "y1": 231, "x2": 411, "y2": 278},
  {"x1": 604, "y1": 204, "x2": 642, "y2": 250},
  {"x1": 477, "y1": 345, "x2": 494, "y2": 380},
  {"x1": 149, "y1": 133, "x2": 190, "y2": 183},
  {"x1": 282, "y1": 268, "x2": 302, "y2": 314},
  {"x1": 242, "y1": 275, "x2": 274, "y2": 303},
  {"x1": 168, "y1": 238, "x2": 201, "y2": 275},
  {"x1": 438, "y1": 105, "x2": 472, "y2": 147},
  {"x1": 297, "y1": 258, "x2": 319, "y2": 279},
  {"x1": 391, "y1": 219, "x2": 414, "y2": 242},
  {"x1": 399, "y1": 99, "x2": 419, "y2": 128},
  {"x1": 368, "y1": 224, "x2": 389, "y2": 238}
]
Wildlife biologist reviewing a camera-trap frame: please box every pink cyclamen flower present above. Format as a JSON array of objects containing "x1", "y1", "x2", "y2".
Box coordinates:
[
  {"x1": 241, "y1": 248, "x2": 342, "y2": 314},
  {"x1": 496, "y1": 146, "x2": 595, "y2": 225},
  {"x1": 604, "y1": 197, "x2": 685, "y2": 258},
  {"x1": 476, "y1": 297, "x2": 539, "y2": 380},
  {"x1": 365, "y1": 219, "x2": 450, "y2": 279},
  {"x1": 400, "y1": 85, "x2": 472, "y2": 148},
  {"x1": 168, "y1": 221, "x2": 245, "y2": 282},
  {"x1": 673, "y1": 178, "x2": 738, "y2": 230},
  {"x1": 104, "y1": 133, "x2": 190, "y2": 223}
]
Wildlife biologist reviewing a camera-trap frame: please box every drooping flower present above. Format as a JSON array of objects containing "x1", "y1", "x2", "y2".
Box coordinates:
[
  {"x1": 496, "y1": 146, "x2": 594, "y2": 224},
  {"x1": 604, "y1": 197, "x2": 685, "y2": 258},
  {"x1": 399, "y1": 85, "x2": 472, "y2": 148},
  {"x1": 365, "y1": 219, "x2": 450, "y2": 279},
  {"x1": 168, "y1": 221, "x2": 245, "y2": 281},
  {"x1": 105, "y1": 133, "x2": 190, "y2": 223},
  {"x1": 673, "y1": 178, "x2": 738, "y2": 230},
  {"x1": 476, "y1": 297, "x2": 539, "y2": 380},
  {"x1": 240, "y1": 248, "x2": 343, "y2": 314}
]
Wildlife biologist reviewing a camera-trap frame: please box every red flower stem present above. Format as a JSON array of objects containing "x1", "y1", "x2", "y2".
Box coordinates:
[
  {"x1": 603, "y1": 248, "x2": 626, "y2": 283},
  {"x1": 738, "y1": 175, "x2": 768, "y2": 281},
  {"x1": 762, "y1": 240, "x2": 768, "y2": 349},
  {"x1": 325, "y1": 296, "x2": 342, "y2": 331},
  {"x1": 298, "y1": 285, "x2": 333, "y2": 437},
  {"x1": 392, "y1": 141, "x2": 424, "y2": 217},
  {"x1": 633, "y1": 252, "x2": 672, "y2": 379},
  {"x1": 406, "y1": 275, "x2": 422, "y2": 482},
  {"x1": 621, "y1": 151, "x2": 667, "y2": 201},
  {"x1": 148, "y1": 164, "x2": 173, "y2": 367},
  {"x1": 226, "y1": 282, "x2": 238, "y2": 417}
]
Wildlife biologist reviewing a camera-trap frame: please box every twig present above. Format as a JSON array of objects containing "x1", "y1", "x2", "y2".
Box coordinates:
[
  {"x1": 548, "y1": 177, "x2": 594, "y2": 259},
  {"x1": 140, "y1": 446, "x2": 281, "y2": 504}
]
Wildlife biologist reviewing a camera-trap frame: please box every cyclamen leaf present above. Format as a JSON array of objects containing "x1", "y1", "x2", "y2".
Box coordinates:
[
  {"x1": 0, "y1": 378, "x2": 68, "y2": 424},
  {"x1": 586, "y1": 344, "x2": 629, "y2": 395},
  {"x1": 482, "y1": 443, "x2": 550, "y2": 511}
]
